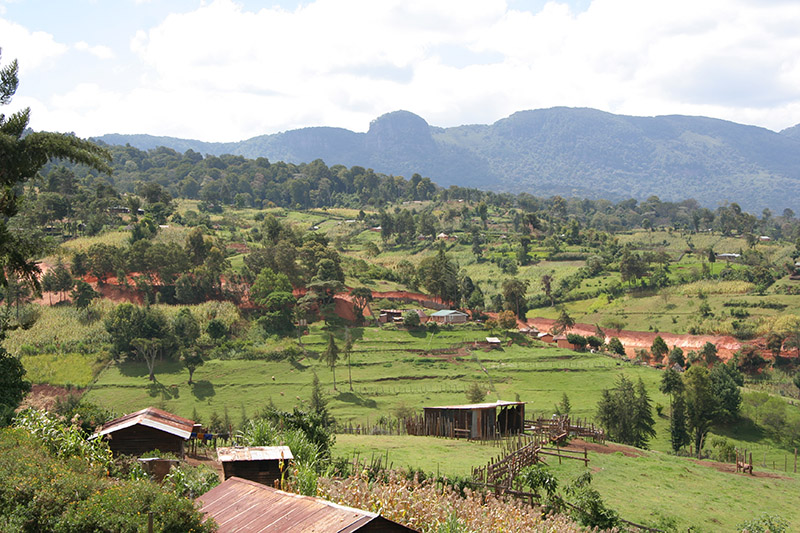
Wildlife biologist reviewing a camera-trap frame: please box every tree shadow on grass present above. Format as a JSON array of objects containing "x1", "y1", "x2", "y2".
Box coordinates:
[
  {"x1": 407, "y1": 328, "x2": 428, "y2": 338},
  {"x1": 290, "y1": 358, "x2": 309, "y2": 371},
  {"x1": 119, "y1": 360, "x2": 183, "y2": 378},
  {"x1": 336, "y1": 391, "x2": 377, "y2": 408},
  {"x1": 713, "y1": 417, "x2": 766, "y2": 444},
  {"x1": 147, "y1": 380, "x2": 178, "y2": 401},
  {"x1": 191, "y1": 380, "x2": 215, "y2": 401}
]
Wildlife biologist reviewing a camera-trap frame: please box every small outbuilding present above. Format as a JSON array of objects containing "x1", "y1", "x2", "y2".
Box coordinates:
[
  {"x1": 537, "y1": 332, "x2": 554, "y2": 343},
  {"x1": 554, "y1": 334, "x2": 580, "y2": 350},
  {"x1": 423, "y1": 400, "x2": 525, "y2": 439},
  {"x1": 429, "y1": 309, "x2": 468, "y2": 324},
  {"x1": 217, "y1": 446, "x2": 293, "y2": 487},
  {"x1": 198, "y1": 477, "x2": 418, "y2": 532},
  {"x1": 94, "y1": 407, "x2": 194, "y2": 459}
]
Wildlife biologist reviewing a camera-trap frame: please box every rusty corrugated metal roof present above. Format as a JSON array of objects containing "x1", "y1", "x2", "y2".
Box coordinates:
[
  {"x1": 424, "y1": 400, "x2": 525, "y2": 410},
  {"x1": 217, "y1": 446, "x2": 294, "y2": 463},
  {"x1": 95, "y1": 407, "x2": 195, "y2": 439},
  {"x1": 198, "y1": 477, "x2": 417, "y2": 532}
]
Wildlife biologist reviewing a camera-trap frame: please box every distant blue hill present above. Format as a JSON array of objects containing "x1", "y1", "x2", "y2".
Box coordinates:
[{"x1": 95, "y1": 108, "x2": 800, "y2": 211}]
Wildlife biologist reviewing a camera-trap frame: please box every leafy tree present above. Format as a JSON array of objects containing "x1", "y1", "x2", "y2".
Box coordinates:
[
  {"x1": 701, "y1": 341, "x2": 719, "y2": 366},
  {"x1": 735, "y1": 345, "x2": 768, "y2": 374},
  {"x1": 566, "y1": 333, "x2": 587, "y2": 350},
  {"x1": 608, "y1": 337, "x2": 625, "y2": 356},
  {"x1": 41, "y1": 269, "x2": 57, "y2": 305},
  {"x1": 670, "y1": 393, "x2": 690, "y2": 453},
  {"x1": 344, "y1": 328, "x2": 354, "y2": 391},
  {"x1": 668, "y1": 345, "x2": 685, "y2": 367},
  {"x1": 541, "y1": 274, "x2": 555, "y2": 306},
  {"x1": 659, "y1": 367, "x2": 684, "y2": 414},
  {"x1": 683, "y1": 365, "x2": 716, "y2": 456},
  {"x1": 181, "y1": 348, "x2": 204, "y2": 385},
  {"x1": 417, "y1": 245, "x2": 460, "y2": 306},
  {"x1": 131, "y1": 337, "x2": 165, "y2": 382},
  {"x1": 710, "y1": 361, "x2": 743, "y2": 422},
  {"x1": 498, "y1": 309, "x2": 518, "y2": 330},
  {"x1": 310, "y1": 372, "x2": 327, "y2": 414},
  {"x1": 554, "y1": 392, "x2": 571, "y2": 416},
  {"x1": 0, "y1": 50, "x2": 110, "y2": 289},
  {"x1": 552, "y1": 308, "x2": 575, "y2": 335},
  {"x1": 766, "y1": 332, "x2": 784, "y2": 359},
  {"x1": 207, "y1": 318, "x2": 228, "y2": 340},
  {"x1": 793, "y1": 371, "x2": 800, "y2": 393},
  {"x1": 172, "y1": 308, "x2": 200, "y2": 347},
  {"x1": 250, "y1": 267, "x2": 292, "y2": 306},
  {"x1": 323, "y1": 333, "x2": 339, "y2": 391},
  {"x1": 349, "y1": 286, "x2": 373, "y2": 323},
  {"x1": 586, "y1": 335, "x2": 604, "y2": 350},
  {"x1": 650, "y1": 335, "x2": 669, "y2": 363},
  {"x1": 104, "y1": 303, "x2": 170, "y2": 357},
  {"x1": 0, "y1": 327, "x2": 30, "y2": 425},
  {"x1": 502, "y1": 277, "x2": 529, "y2": 319},
  {"x1": 70, "y1": 280, "x2": 98, "y2": 310},
  {"x1": 402, "y1": 310, "x2": 421, "y2": 327},
  {"x1": 596, "y1": 375, "x2": 655, "y2": 448},
  {"x1": 466, "y1": 381, "x2": 486, "y2": 403}
]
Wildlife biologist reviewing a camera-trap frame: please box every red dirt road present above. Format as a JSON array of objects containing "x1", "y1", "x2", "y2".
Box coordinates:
[{"x1": 528, "y1": 318, "x2": 744, "y2": 362}]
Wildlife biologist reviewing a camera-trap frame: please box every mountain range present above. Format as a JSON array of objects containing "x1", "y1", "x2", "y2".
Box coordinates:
[{"x1": 95, "y1": 108, "x2": 800, "y2": 212}]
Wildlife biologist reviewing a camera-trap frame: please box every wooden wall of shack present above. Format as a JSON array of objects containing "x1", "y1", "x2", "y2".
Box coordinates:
[
  {"x1": 105, "y1": 425, "x2": 186, "y2": 458},
  {"x1": 423, "y1": 404, "x2": 525, "y2": 439},
  {"x1": 222, "y1": 460, "x2": 285, "y2": 488}
]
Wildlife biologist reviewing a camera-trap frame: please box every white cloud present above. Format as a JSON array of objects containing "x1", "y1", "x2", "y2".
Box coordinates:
[
  {"x1": 14, "y1": 0, "x2": 800, "y2": 140},
  {"x1": 74, "y1": 41, "x2": 114, "y2": 60},
  {"x1": 0, "y1": 18, "x2": 67, "y2": 73}
]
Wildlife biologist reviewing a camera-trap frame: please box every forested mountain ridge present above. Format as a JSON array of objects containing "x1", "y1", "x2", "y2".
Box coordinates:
[{"x1": 96, "y1": 108, "x2": 800, "y2": 212}]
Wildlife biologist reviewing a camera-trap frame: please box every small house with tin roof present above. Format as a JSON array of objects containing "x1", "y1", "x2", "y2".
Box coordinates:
[
  {"x1": 217, "y1": 446, "x2": 293, "y2": 487},
  {"x1": 94, "y1": 407, "x2": 194, "y2": 459},
  {"x1": 429, "y1": 309, "x2": 468, "y2": 324},
  {"x1": 198, "y1": 477, "x2": 417, "y2": 532}
]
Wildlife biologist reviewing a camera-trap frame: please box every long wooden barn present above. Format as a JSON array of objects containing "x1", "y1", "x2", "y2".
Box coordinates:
[{"x1": 423, "y1": 400, "x2": 525, "y2": 439}]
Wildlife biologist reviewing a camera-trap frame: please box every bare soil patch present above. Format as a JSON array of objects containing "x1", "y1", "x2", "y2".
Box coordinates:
[
  {"x1": 688, "y1": 457, "x2": 790, "y2": 479},
  {"x1": 19, "y1": 384, "x2": 83, "y2": 411},
  {"x1": 564, "y1": 438, "x2": 645, "y2": 458}
]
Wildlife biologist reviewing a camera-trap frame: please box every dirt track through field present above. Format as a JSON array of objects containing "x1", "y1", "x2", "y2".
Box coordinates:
[{"x1": 527, "y1": 318, "x2": 745, "y2": 361}]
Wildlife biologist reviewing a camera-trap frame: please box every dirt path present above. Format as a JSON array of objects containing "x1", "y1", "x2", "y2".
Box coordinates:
[{"x1": 528, "y1": 318, "x2": 745, "y2": 361}]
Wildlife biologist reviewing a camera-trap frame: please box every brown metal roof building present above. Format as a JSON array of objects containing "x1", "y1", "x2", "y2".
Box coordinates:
[
  {"x1": 423, "y1": 400, "x2": 525, "y2": 439},
  {"x1": 94, "y1": 407, "x2": 195, "y2": 459},
  {"x1": 218, "y1": 446, "x2": 293, "y2": 487},
  {"x1": 198, "y1": 477, "x2": 417, "y2": 532}
]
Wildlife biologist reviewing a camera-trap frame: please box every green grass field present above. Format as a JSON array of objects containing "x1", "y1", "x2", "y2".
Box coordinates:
[{"x1": 333, "y1": 433, "x2": 800, "y2": 531}]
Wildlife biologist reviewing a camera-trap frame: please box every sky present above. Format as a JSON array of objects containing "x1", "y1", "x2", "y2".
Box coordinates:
[{"x1": 2, "y1": 0, "x2": 800, "y2": 142}]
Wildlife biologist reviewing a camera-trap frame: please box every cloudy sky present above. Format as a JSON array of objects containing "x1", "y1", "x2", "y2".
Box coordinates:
[{"x1": 2, "y1": 0, "x2": 800, "y2": 142}]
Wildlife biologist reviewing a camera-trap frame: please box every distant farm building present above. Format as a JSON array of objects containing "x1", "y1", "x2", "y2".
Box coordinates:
[
  {"x1": 537, "y1": 332, "x2": 554, "y2": 343},
  {"x1": 554, "y1": 334, "x2": 580, "y2": 350},
  {"x1": 429, "y1": 309, "x2": 469, "y2": 324},
  {"x1": 198, "y1": 477, "x2": 418, "y2": 532},
  {"x1": 423, "y1": 400, "x2": 525, "y2": 439},
  {"x1": 94, "y1": 407, "x2": 194, "y2": 459},
  {"x1": 716, "y1": 253, "x2": 741, "y2": 261},
  {"x1": 217, "y1": 446, "x2": 293, "y2": 487},
  {"x1": 485, "y1": 337, "x2": 502, "y2": 349}
]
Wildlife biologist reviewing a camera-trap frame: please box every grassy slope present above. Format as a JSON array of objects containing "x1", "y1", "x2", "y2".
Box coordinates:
[{"x1": 333, "y1": 434, "x2": 800, "y2": 531}]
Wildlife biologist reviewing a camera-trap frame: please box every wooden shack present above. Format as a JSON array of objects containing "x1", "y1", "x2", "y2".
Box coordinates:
[
  {"x1": 217, "y1": 446, "x2": 293, "y2": 487},
  {"x1": 198, "y1": 477, "x2": 418, "y2": 532},
  {"x1": 94, "y1": 407, "x2": 194, "y2": 459},
  {"x1": 423, "y1": 400, "x2": 525, "y2": 439}
]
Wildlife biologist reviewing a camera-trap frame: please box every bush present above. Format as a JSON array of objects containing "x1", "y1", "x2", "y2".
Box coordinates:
[
  {"x1": 465, "y1": 382, "x2": 486, "y2": 403},
  {"x1": 566, "y1": 333, "x2": 587, "y2": 350}
]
